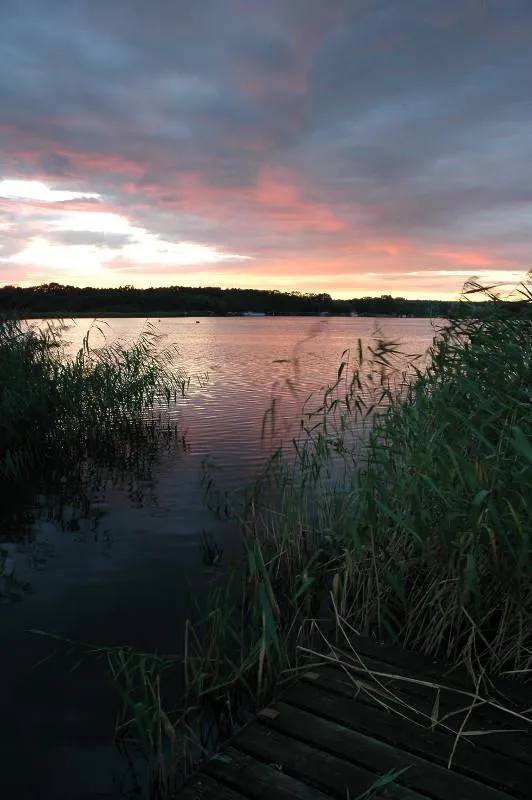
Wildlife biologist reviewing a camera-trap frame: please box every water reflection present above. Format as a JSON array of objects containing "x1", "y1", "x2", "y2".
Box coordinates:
[{"x1": 0, "y1": 416, "x2": 186, "y2": 603}]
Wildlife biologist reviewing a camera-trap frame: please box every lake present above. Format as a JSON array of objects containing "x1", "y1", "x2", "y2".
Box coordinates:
[{"x1": 0, "y1": 316, "x2": 439, "y2": 800}]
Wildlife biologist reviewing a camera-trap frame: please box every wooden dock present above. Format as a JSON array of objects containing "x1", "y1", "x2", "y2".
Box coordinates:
[{"x1": 179, "y1": 636, "x2": 532, "y2": 799}]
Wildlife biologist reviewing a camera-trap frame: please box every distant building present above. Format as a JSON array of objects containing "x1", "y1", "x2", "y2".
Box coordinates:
[{"x1": 243, "y1": 311, "x2": 266, "y2": 316}]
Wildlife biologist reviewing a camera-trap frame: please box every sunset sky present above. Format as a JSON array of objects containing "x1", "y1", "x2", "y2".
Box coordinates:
[{"x1": 1, "y1": 0, "x2": 531, "y2": 299}]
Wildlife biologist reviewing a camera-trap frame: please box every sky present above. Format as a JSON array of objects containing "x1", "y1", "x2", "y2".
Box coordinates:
[{"x1": 0, "y1": 0, "x2": 531, "y2": 299}]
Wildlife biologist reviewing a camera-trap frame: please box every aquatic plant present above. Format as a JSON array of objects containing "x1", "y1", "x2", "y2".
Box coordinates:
[{"x1": 0, "y1": 317, "x2": 188, "y2": 483}]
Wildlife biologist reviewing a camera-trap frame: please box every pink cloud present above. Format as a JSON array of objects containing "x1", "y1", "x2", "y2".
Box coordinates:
[
  {"x1": 57, "y1": 149, "x2": 147, "y2": 179},
  {"x1": 141, "y1": 165, "x2": 347, "y2": 236},
  {"x1": 0, "y1": 124, "x2": 147, "y2": 182},
  {"x1": 428, "y1": 249, "x2": 495, "y2": 268}
]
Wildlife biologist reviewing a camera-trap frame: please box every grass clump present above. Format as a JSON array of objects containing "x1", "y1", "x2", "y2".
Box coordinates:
[
  {"x1": 0, "y1": 317, "x2": 187, "y2": 484},
  {"x1": 338, "y1": 276, "x2": 532, "y2": 674}
]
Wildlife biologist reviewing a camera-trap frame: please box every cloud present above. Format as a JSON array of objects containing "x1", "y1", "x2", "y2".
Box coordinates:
[
  {"x1": 0, "y1": 0, "x2": 531, "y2": 295},
  {"x1": 52, "y1": 230, "x2": 135, "y2": 249},
  {"x1": 0, "y1": 179, "x2": 101, "y2": 203},
  {"x1": 3, "y1": 201, "x2": 249, "y2": 280}
]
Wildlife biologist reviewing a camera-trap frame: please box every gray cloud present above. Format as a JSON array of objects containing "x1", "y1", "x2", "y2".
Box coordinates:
[
  {"x1": 51, "y1": 230, "x2": 135, "y2": 249},
  {"x1": 1, "y1": 0, "x2": 531, "y2": 292}
]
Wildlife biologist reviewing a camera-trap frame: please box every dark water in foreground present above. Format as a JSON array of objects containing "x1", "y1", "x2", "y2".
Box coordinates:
[{"x1": 0, "y1": 317, "x2": 437, "y2": 799}]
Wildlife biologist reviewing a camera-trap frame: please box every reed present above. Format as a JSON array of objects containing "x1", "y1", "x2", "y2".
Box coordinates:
[
  {"x1": 335, "y1": 275, "x2": 532, "y2": 676},
  {"x1": 0, "y1": 317, "x2": 188, "y2": 483}
]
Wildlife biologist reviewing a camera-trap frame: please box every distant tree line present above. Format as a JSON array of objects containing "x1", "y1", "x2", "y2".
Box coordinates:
[{"x1": 0, "y1": 282, "x2": 466, "y2": 318}]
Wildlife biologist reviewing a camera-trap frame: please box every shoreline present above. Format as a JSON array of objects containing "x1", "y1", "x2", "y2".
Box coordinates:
[{"x1": 20, "y1": 311, "x2": 433, "y2": 319}]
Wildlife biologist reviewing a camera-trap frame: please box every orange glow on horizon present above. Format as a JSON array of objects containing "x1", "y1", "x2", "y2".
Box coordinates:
[{"x1": 0, "y1": 167, "x2": 527, "y2": 301}]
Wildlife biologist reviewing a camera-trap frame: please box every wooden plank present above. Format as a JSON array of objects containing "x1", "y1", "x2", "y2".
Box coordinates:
[
  {"x1": 306, "y1": 665, "x2": 532, "y2": 768},
  {"x1": 265, "y1": 699, "x2": 517, "y2": 800},
  {"x1": 233, "y1": 721, "x2": 427, "y2": 800},
  {"x1": 179, "y1": 771, "x2": 249, "y2": 799},
  {"x1": 328, "y1": 652, "x2": 532, "y2": 734},
  {"x1": 177, "y1": 635, "x2": 532, "y2": 800},
  {"x1": 205, "y1": 746, "x2": 333, "y2": 799},
  {"x1": 342, "y1": 636, "x2": 532, "y2": 709},
  {"x1": 283, "y1": 680, "x2": 529, "y2": 798},
  {"x1": 314, "y1": 662, "x2": 532, "y2": 762}
]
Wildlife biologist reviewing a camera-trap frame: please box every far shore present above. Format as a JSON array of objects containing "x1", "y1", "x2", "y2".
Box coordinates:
[{"x1": 21, "y1": 311, "x2": 430, "y2": 319}]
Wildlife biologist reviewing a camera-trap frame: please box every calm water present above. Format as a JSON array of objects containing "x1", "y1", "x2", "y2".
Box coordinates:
[{"x1": 0, "y1": 317, "x2": 438, "y2": 799}]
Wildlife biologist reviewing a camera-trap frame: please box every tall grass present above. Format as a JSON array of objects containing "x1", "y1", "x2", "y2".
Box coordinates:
[
  {"x1": 0, "y1": 317, "x2": 188, "y2": 483},
  {"x1": 241, "y1": 275, "x2": 532, "y2": 677},
  {"x1": 73, "y1": 276, "x2": 532, "y2": 796},
  {"x1": 337, "y1": 276, "x2": 532, "y2": 672}
]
